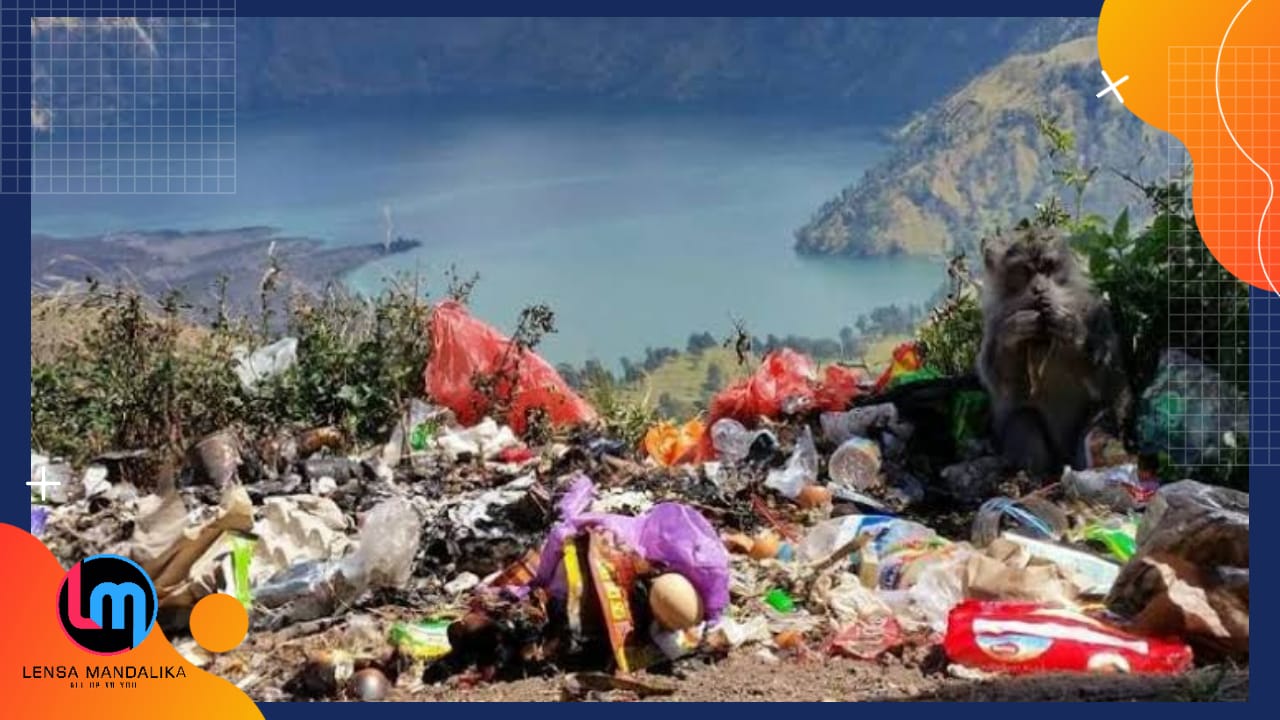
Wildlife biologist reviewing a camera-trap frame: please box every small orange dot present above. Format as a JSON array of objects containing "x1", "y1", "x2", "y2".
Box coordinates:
[{"x1": 190, "y1": 593, "x2": 249, "y2": 653}]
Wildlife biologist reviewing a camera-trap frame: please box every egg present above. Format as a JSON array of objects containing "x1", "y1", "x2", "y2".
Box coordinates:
[
  {"x1": 797, "y1": 485, "x2": 833, "y2": 509},
  {"x1": 749, "y1": 530, "x2": 781, "y2": 560},
  {"x1": 649, "y1": 573, "x2": 704, "y2": 631}
]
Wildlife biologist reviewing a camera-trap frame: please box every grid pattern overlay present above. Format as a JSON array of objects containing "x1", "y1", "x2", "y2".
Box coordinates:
[
  {"x1": 1166, "y1": 46, "x2": 1264, "y2": 467},
  {"x1": 2, "y1": 0, "x2": 236, "y2": 194}
]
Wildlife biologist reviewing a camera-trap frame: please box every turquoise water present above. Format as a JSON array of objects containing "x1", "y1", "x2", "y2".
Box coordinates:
[{"x1": 32, "y1": 106, "x2": 943, "y2": 367}]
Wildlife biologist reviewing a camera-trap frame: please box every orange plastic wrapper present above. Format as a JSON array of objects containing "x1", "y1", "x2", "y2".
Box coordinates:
[
  {"x1": 424, "y1": 301, "x2": 597, "y2": 435},
  {"x1": 643, "y1": 418, "x2": 705, "y2": 466},
  {"x1": 587, "y1": 531, "x2": 641, "y2": 673}
]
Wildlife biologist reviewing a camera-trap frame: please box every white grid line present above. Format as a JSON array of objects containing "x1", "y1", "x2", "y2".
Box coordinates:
[
  {"x1": 2, "y1": 1, "x2": 236, "y2": 194},
  {"x1": 1166, "y1": 45, "x2": 1261, "y2": 467}
]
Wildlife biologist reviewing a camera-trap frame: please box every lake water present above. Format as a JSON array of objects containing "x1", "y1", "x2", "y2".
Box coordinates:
[{"x1": 32, "y1": 105, "x2": 943, "y2": 368}]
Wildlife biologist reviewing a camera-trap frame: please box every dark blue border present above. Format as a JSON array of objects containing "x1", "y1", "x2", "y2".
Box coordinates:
[{"x1": 10, "y1": 0, "x2": 1261, "y2": 713}]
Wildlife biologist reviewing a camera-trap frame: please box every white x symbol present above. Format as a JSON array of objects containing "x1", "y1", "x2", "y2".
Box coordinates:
[{"x1": 1096, "y1": 70, "x2": 1131, "y2": 104}]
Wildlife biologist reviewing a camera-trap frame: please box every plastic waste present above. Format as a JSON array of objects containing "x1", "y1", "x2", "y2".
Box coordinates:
[
  {"x1": 227, "y1": 534, "x2": 256, "y2": 608},
  {"x1": 999, "y1": 532, "x2": 1120, "y2": 596},
  {"x1": 828, "y1": 436, "x2": 883, "y2": 492},
  {"x1": 1062, "y1": 464, "x2": 1158, "y2": 512},
  {"x1": 873, "y1": 341, "x2": 941, "y2": 393},
  {"x1": 1106, "y1": 480, "x2": 1248, "y2": 659},
  {"x1": 1083, "y1": 518, "x2": 1138, "y2": 562},
  {"x1": 707, "y1": 349, "x2": 818, "y2": 425},
  {"x1": 710, "y1": 418, "x2": 778, "y2": 463},
  {"x1": 970, "y1": 495, "x2": 1069, "y2": 548},
  {"x1": 889, "y1": 552, "x2": 969, "y2": 634},
  {"x1": 383, "y1": 399, "x2": 453, "y2": 469},
  {"x1": 530, "y1": 474, "x2": 731, "y2": 621},
  {"x1": 651, "y1": 622, "x2": 705, "y2": 661},
  {"x1": 705, "y1": 616, "x2": 771, "y2": 651},
  {"x1": 700, "y1": 349, "x2": 863, "y2": 460},
  {"x1": 943, "y1": 600, "x2": 1194, "y2": 675},
  {"x1": 764, "y1": 589, "x2": 796, "y2": 613},
  {"x1": 343, "y1": 497, "x2": 423, "y2": 589},
  {"x1": 254, "y1": 497, "x2": 422, "y2": 625},
  {"x1": 644, "y1": 419, "x2": 705, "y2": 467},
  {"x1": 435, "y1": 417, "x2": 522, "y2": 462},
  {"x1": 814, "y1": 364, "x2": 865, "y2": 412},
  {"x1": 951, "y1": 390, "x2": 990, "y2": 448},
  {"x1": 30, "y1": 505, "x2": 50, "y2": 538},
  {"x1": 82, "y1": 465, "x2": 110, "y2": 499},
  {"x1": 829, "y1": 614, "x2": 904, "y2": 660},
  {"x1": 232, "y1": 337, "x2": 298, "y2": 390},
  {"x1": 424, "y1": 301, "x2": 596, "y2": 435},
  {"x1": 764, "y1": 426, "x2": 818, "y2": 500},
  {"x1": 1137, "y1": 348, "x2": 1247, "y2": 467},
  {"x1": 799, "y1": 515, "x2": 954, "y2": 592},
  {"x1": 389, "y1": 619, "x2": 454, "y2": 661},
  {"x1": 819, "y1": 403, "x2": 901, "y2": 445}
]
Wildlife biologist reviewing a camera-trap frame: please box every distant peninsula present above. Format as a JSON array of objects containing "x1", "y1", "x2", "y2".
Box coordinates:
[{"x1": 30, "y1": 226, "x2": 420, "y2": 309}]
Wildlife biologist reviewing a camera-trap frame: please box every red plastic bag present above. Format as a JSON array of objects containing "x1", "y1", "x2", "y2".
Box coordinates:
[
  {"x1": 699, "y1": 349, "x2": 864, "y2": 461},
  {"x1": 815, "y1": 364, "x2": 865, "y2": 412},
  {"x1": 943, "y1": 600, "x2": 1193, "y2": 675},
  {"x1": 424, "y1": 301, "x2": 596, "y2": 435},
  {"x1": 706, "y1": 349, "x2": 816, "y2": 426}
]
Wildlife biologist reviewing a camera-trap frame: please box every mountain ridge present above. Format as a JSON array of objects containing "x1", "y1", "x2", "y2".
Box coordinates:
[{"x1": 793, "y1": 32, "x2": 1176, "y2": 259}]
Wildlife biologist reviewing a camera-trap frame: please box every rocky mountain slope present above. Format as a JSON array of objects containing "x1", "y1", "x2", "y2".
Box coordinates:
[{"x1": 794, "y1": 34, "x2": 1175, "y2": 259}]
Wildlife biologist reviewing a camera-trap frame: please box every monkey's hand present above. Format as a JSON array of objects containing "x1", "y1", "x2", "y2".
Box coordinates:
[
  {"x1": 999, "y1": 309, "x2": 1043, "y2": 347},
  {"x1": 1045, "y1": 305, "x2": 1086, "y2": 348}
]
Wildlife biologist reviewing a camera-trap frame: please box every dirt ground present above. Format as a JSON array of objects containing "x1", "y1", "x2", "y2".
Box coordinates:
[
  {"x1": 409, "y1": 656, "x2": 1248, "y2": 703},
  {"x1": 214, "y1": 615, "x2": 1247, "y2": 703}
]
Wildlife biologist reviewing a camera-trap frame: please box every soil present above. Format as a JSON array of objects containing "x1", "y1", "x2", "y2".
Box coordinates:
[
  {"x1": 411, "y1": 656, "x2": 1247, "y2": 703},
  {"x1": 216, "y1": 615, "x2": 1247, "y2": 703}
]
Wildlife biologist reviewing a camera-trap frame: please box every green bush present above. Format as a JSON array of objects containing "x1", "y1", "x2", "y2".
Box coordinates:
[
  {"x1": 917, "y1": 254, "x2": 984, "y2": 377},
  {"x1": 1074, "y1": 182, "x2": 1249, "y2": 397},
  {"x1": 31, "y1": 273, "x2": 433, "y2": 467},
  {"x1": 31, "y1": 288, "x2": 243, "y2": 464}
]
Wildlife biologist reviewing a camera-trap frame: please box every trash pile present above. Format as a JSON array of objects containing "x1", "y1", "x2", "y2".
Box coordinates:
[{"x1": 29, "y1": 303, "x2": 1249, "y2": 701}]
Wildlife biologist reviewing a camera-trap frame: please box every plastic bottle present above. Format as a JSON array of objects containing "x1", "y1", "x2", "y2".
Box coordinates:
[
  {"x1": 828, "y1": 436, "x2": 883, "y2": 491},
  {"x1": 710, "y1": 418, "x2": 777, "y2": 463},
  {"x1": 254, "y1": 497, "x2": 423, "y2": 626}
]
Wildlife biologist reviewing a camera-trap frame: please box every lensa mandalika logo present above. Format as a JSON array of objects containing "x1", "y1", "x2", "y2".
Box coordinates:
[{"x1": 57, "y1": 554, "x2": 158, "y2": 655}]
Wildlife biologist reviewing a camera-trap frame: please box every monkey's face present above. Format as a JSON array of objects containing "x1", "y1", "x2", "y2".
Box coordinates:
[{"x1": 984, "y1": 231, "x2": 1082, "y2": 321}]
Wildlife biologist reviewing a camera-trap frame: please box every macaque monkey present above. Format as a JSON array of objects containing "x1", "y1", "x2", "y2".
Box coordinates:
[{"x1": 977, "y1": 223, "x2": 1128, "y2": 475}]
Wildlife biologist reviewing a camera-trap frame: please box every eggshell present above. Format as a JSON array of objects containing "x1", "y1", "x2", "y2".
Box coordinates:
[
  {"x1": 749, "y1": 530, "x2": 781, "y2": 560},
  {"x1": 797, "y1": 485, "x2": 833, "y2": 509},
  {"x1": 723, "y1": 532, "x2": 755, "y2": 555}
]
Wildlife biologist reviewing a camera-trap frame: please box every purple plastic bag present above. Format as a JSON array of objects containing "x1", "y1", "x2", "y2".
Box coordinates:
[
  {"x1": 31, "y1": 505, "x2": 50, "y2": 538},
  {"x1": 528, "y1": 473, "x2": 731, "y2": 620}
]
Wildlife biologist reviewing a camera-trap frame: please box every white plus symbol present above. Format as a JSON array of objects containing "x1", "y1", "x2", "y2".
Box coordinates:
[
  {"x1": 1096, "y1": 69, "x2": 1131, "y2": 105},
  {"x1": 27, "y1": 463, "x2": 61, "y2": 503}
]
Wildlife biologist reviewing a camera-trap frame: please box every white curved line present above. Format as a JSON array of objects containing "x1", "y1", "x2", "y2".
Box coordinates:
[{"x1": 1216, "y1": 0, "x2": 1277, "y2": 295}]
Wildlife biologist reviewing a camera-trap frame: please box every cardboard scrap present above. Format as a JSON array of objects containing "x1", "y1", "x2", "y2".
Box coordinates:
[{"x1": 130, "y1": 485, "x2": 254, "y2": 607}]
